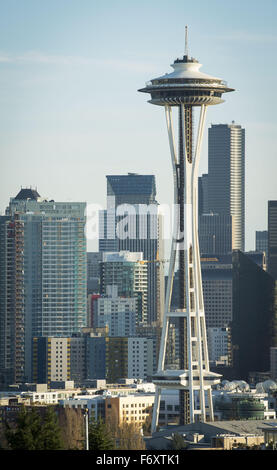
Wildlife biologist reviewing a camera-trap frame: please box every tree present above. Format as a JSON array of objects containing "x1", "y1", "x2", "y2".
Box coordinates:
[
  {"x1": 5, "y1": 406, "x2": 42, "y2": 450},
  {"x1": 39, "y1": 407, "x2": 64, "y2": 450},
  {"x1": 142, "y1": 412, "x2": 152, "y2": 436},
  {"x1": 115, "y1": 422, "x2": 146, "y2": 450},
  {"x1": 58, "y1": 407, "x2": 84, "y2": 450},
  {"x1": 171, "y1": 433, "x2": 188, "y2": 450},
  {"x1": 88, "y1": 417, "x2": 115, "y2": 450},
  {"x1": 105, "y1": 406, "x2": 146, "y2": 450},
  {"x1": 5, "y1": 405, "x2": 64, "y2": 450}
]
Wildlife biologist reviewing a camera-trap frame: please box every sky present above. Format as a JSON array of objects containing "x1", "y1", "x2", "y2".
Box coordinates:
[{"x1": 0, "y1": 0, "x2": 276, "y2": 252}]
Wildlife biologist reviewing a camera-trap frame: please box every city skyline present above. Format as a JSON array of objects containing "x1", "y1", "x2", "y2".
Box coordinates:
[{"x1": 0, "y1": 0, "x2": 277, "y2": 254}]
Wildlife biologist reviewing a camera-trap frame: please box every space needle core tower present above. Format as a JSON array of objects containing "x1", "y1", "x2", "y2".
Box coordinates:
[{"x1": 138, "y1": 30, "x2": 234, "y2": 433}]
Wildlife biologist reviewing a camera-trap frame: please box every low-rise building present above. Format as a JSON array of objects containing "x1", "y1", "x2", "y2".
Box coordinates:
[
  {"x1": 146, "y1": 420, "x2": 275, "y2": 450},
  {"x1": 105, "y1": 393, "x2": 154, "y2": 427}
]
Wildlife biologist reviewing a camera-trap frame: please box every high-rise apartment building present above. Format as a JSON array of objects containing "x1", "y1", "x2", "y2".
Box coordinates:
[
  {"x1": 32, "y1": 337, "x2": 71, "y2": 385},
  {"x1": 99, "y1": 173, "x2": 165, "y2": 325},
  {"x1": 208, "y1": 123, "x2": 245, "y2": 251},
  {"x1": 105, "y1": 336, "x2": 155, "y2": 382},
  {"x1": 0, "y1": 214, "x2": 25, "y2": 386},
  {"x1": 86, "y1": 334, "x2": 107, "y2": 381},
  {"x1": 93, "y1": 285, "x2": 137, "y2": 336},
  {"x1": 268, "y1": 201, "x2": 277, "y2": 279},
  {"x1": 0, "y1": 189, "x2": 87, "y2": 386}
]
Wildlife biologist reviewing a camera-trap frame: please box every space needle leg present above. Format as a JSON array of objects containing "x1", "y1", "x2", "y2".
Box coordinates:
[
  {"x1": 191, "y1": 104, "x2": 208, "y2": 421},
  {"x1": 151, "y1": 105, "x2": 178, "y2": 434}
]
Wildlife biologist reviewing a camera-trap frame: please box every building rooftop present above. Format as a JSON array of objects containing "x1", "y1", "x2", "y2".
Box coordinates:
[
  {"x1": 151, "y1": 419, "x2": 277, "y2": 441},
  {"x1": 14, "y1": 188, "x2": 40, "y2": 201},
  {"x1": 107, "y1": 174, "x2": 156, "y2": 197}
]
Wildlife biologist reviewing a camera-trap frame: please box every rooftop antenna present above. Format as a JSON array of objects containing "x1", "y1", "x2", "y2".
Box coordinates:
[{"x1": 185, "y1": 25, "x2": 189, "y2": 57}]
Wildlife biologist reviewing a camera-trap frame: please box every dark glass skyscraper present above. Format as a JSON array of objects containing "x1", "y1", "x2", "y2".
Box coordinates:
[
  {"x1": 107, "y1": 173, "x2": 157, "y2": 206},
  {"x1": 268, "y1": 201, "x2": 277, "y2": 280}
]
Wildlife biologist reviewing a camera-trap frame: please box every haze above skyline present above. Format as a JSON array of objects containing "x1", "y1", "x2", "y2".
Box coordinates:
[{"x1": 0, "y1": 0, "x2": 276, "y2": 251}]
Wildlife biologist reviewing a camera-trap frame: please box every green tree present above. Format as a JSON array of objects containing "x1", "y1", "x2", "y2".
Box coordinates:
[
  {"x1": 88, "y1": 417, "x2": 115, "y2": 450},
  {"x1": 171, "y1": 433, "x2": 188, "y2": 450},
  {"x1": 5, "y1": 405, "x2": 64, "y2": 450},
  {"x1": 115, "y1": 422, "x2": 146, "y2": 450},
  {"x1": 39, "y1": 407, "x2": 64, "y2": 450},
  {"x1": 5, "y1": 406, "x2": 42, "y2": 450}
]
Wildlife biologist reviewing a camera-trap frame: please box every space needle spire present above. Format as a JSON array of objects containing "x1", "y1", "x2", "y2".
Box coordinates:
[
  {"x1": 138, "y1": 33, "x2": 234, "y2": 433},
  {"x1": 185, "y1": 25, "x2": 188, "y2": 57}
]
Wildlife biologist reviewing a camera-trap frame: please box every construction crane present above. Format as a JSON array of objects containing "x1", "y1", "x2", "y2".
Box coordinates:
[{"x1": 136, "y1": 250, "x2": 169, "y2": 265}]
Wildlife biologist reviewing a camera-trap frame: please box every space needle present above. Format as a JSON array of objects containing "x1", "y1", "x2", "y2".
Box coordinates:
[{"x1": 138, "y1": 28, "x2": 234, "y2": 433}]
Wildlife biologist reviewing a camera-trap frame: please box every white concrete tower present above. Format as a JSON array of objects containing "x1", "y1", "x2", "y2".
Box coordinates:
[{"x1": 138, "y1": 33, "x2": 234, "y2": 432}]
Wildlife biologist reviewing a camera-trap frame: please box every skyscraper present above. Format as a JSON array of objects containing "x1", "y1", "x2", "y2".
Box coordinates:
[
  {"x1": 0, "y1": 188, "x2": 87, "y2": 386},
  {"x1": 0, "y1": 214, "x2": 25, "y2": 386},
  {"x1": 107, "y1": 173, "x2": 157, "y2": 206},
  {"x1": 268, "y1": 201, "x2": 277, "y2": 279},
  {"x1": 208, "y1": 123, "x2": 245, "y2": 251},
  {"x1": 99, "y1": 173, "x2": 164, "y2": 325}
]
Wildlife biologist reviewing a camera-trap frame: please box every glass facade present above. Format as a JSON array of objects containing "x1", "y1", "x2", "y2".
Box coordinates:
[{"x1": 268, "y1": 201, "x2": 277, "y2": 280}]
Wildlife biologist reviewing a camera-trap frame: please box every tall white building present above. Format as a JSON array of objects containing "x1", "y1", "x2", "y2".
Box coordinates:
[
  {"x1": 208, "y1": 123, "x2": 245, "y2": 251},
  {"x1": 127, "y1": 337, "x2": 155, "y2": 380},
  {"x1": 93, "y1": 285, "x2": 137, "y2": 336}
]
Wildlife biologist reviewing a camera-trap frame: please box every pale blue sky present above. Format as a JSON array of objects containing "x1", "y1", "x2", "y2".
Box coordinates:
[{"x1": 0, "y1": 0, "x2": 276, "y2": 251}]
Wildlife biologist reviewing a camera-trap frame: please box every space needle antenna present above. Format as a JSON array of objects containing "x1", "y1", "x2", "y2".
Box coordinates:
[{"x1": 185, "y1": 25, "x2": 188, "y2": 57}]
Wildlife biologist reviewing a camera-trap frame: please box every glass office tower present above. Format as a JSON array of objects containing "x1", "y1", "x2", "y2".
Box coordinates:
[
  {"x1": 268, "y1": 201, "x2": 277, "y2": 280},
  {"x1": 208, "y1": 123, "x2": 245, "y2": 252}
]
